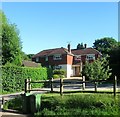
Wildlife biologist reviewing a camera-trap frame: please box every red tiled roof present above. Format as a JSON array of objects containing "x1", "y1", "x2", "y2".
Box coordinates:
[
  {"x1": 33, "y1": 47, "x2": 101, "y2": 58},
  {"x1": 48, "y1": 48, "x2": 67, "y2": 55},
  {"x1": 32, "y1": 47, "x2": 72, "y2": 58},
  {"x1": 71, "y1": 48, "x2": 101, "y2": 55}
]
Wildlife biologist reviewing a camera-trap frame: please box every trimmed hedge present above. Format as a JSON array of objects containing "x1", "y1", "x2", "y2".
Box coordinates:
[{"x1": 2, "y1": 66, "x2": 48, "y2": 93}]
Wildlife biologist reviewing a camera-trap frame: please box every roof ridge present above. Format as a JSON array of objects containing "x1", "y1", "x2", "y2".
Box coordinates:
[{"x1": 92, "y1": 48, "x2": 102, "y2": 55}]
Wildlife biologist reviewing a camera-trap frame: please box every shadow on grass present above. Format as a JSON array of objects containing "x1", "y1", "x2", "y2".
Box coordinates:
[{"x1": 52, "y1": 90, "x2": 120, "y2": 94}]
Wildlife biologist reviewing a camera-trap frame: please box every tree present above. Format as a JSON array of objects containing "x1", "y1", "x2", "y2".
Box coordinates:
[
  {"x1": 93, "y1": 37, "x2": 118, "y2": 54},
  {"x1": 93, "y1": 37, "x2": 120, "y2": 77},
  {"x1": 21, "y1": 52, "x2": 29, "y2": 60},
  {"x1": 1, "y1": 11, "x2": 22, "y2": 65},
  {"x1": 82, "y1": 56, "x2": 112, "y2": 81},
  {"x1": 27, "y1": 54, "x2": 34, "y2": 60},
  {"x1": 109, "y1": 45, "x2": 120, "y2": 77}
]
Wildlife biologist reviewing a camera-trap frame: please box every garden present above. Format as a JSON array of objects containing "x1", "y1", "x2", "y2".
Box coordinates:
[
  {"x1": 1, "y1": 10, "x2": 120, "y2": 116},
  {"x1": 3, "y1": 93, "x2": 120, "y2": 116}
]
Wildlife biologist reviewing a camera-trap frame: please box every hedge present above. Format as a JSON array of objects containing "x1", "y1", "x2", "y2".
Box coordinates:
[{"x1": 2, "y1": 66, "x2": 48, "y2": 93}]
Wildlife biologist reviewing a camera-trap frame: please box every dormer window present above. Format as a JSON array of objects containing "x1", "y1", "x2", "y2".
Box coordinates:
[
  {"x1": 86, "y1": 54, "x2": 95, "y2": 60},
  {"x1": 53, "y1": 54, "x2": 62, "y2": 60}
]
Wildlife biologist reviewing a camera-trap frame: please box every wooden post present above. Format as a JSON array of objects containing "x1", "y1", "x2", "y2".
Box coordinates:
[
  {"x1": 28, "y1": 79, "x2": 31, "y2": 93},
  {"x1": 94, "y1": 81, "x2": 97, "y2": 92},
  {"x1": 60, "y1": 78, "x2": 63, "y2": 96},
  {"x1": 2, "y1": 97, "x2": 5, "y2": 105},
  {"x1": 113, "y1": 76, "x2": 117, "y2": 97},
  {"x1": 50, "y1": 78, "x2": 53, "y2": 92},
  {"x1": 1, "y1": 97, "x2": 5, "y2": 109},
  {"x1": 82, "y1": 76, "x2": 85, "y2": 90},
  {"x1": 25, "y1": 79, "x2": 28, "y2": 93}
]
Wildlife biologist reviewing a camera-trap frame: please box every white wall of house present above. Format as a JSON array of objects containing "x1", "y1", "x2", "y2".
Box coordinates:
[
  {"x1": 59, "y1": 64, "x2": 72, "y2": 78},
  {"x1": 72, "y1": 67, "x2": 75, "y2": 76}
]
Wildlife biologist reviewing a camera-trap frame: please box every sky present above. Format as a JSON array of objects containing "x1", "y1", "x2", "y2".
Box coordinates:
[{"x1": 2, "y1": 2, "x2": 118, "y2": 54}]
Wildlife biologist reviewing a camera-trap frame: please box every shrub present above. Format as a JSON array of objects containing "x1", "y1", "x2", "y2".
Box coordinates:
[
  {"x1": 59, "y1": 75, "x2": 65, "y2": 78},
  {"x1": 53, "y1": 69, "x2": 66, "y2": 76},
  {"x1": 53, "y1": 69, "x2": 66, "y2": 78},
  {"x1": 47, "y1": 68, "x2": 53, "y2": 79},
  {"x1": 3, "y1": 96, "x2": 22, "y2": 111},
  {"x1": 82, "y1": 57, "x2": 112, "y2": 81},
  {"x1": 2, "y1": 65, "x2": 48, "y2": 93},
  {"x1": 53, "y1": 74, "x2": 60, "y2": 79}
]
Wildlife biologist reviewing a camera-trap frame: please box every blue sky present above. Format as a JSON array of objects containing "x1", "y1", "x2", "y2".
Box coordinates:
[{"x1": 2, "y1": 2, "x2": 118, "y2": 54}]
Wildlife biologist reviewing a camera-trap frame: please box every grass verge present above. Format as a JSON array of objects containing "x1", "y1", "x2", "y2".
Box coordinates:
[{"x1": 3, "y1": 93, "x2": 120, "y2": 116}]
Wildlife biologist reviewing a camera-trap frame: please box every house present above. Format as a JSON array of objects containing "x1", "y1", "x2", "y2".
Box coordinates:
[
  {"x1": 32, "y1": 44, "x2": 101, "y2": 78},
  {"x1": 22, "y1": 60, "x2": 41, "y2": 67}
]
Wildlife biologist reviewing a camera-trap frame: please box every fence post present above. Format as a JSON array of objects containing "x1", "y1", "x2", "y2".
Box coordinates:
[
  {"x1": 60, "y1": 78, "x2": 63, "y2": 96},
  {"x1": 2, "y1": 97, "x2": 5, "y2": 104},
  {"x1": 28, "y1": 79, "x2": 31, "y2": 93},
  {"x1": 25, "y1": 79, "x2": 28, "y2": 93},
  {"x1": 50, "y1": 78, "x2": 53, "y2": 92},
  {"x1": 1, "y1": 97, "x2": 5, "y2": 109},
  {"x1": 94, "y1": 81, "x2": 97, "y2": 92},
  {"x1": 113, "y1": 76, "x2": 117, "y2": 97},
  {"x1": 82, "y1": 76, "x2": 85, "y2": 90}
]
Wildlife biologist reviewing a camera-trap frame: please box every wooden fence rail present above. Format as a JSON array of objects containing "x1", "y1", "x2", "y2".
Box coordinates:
[{"x1": 24, "y1": 76, "x2": 118, "y2": 97}]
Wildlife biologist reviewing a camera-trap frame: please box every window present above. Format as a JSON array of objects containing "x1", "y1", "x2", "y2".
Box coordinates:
[
  {"x1": 53, "y1": 54, "x2": 62, "y2": 60},
  {"x1": 75, "y1": 55, "x2": 81, "y2": 61},
  {"x1": 86, "y1": 54, "x2": 95, "y2": 60},
  {"x1": 36, "y1": 57, "x2": 39, "y2": 62},
  {"x1": 45, "y1": 56, "x2": 48, "y2": 61},
  {"x1": 54, "y1": 65, "x2": 62, "y2": 69}
]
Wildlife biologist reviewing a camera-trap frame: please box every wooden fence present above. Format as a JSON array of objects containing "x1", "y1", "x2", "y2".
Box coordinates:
[{"x1": 24, "y1": 76, "x2": 118, "y2": 97}]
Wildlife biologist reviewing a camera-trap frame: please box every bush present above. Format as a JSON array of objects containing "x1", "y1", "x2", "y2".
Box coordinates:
[
  {"x1": 53, "y1": 69, "x2": 66, "y2": 76},
  {"x1": 53, "y1": 69, "x2": 66, "y2": 78},
  {"x1": 47, "y1": 68, "x2": 53, "y2": 79},
  {"x1": 2, "y1": 65, "x2": 48, "y2": 93},
  {"x1": 53, "y1": 74, "x2": 60, "y2": 79},
  {"x1": 3, "y1": 96, "x2": 22, "y2": 111}
]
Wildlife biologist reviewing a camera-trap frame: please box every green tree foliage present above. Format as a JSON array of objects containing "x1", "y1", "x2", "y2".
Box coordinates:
[
  {"x1": 82, "y1": 57, "x2": 112, "y2": 81},
  {"x1": 1, "y1": 11, "x2": 22, "y2": 65},
  {"x1": 93, "y1": 37, "x2": 120, "y2": 77},
  {"x1": 0, "y1": 11, "x2": 2, "y2": 66},
  {"x1": 27, "y1": 54, "x2": 34, "y2": 60},
  {"x1": 21, "y1": 52, "x2": 29, "y2": 60},
  {"x1": 93, "y1": 37, "x2": 118, "y2": 54},
  {"x1": 109, "y1": 45, "x2": 120, "y2": 77}
]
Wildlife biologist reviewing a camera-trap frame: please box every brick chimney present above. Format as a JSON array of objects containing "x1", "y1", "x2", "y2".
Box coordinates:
[
  {"x1": 67, "y1": 44, "x2": 71, "y2": 53},
  {"x1": 84, "y1": 44, "x2": 87, "y2": 48}
]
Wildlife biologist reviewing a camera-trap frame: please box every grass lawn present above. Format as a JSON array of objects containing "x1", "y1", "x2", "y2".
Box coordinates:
[
  {"x1": 36, "y1": 93, "x2": 120, "y2": 116},
  {"x1": 3, "y1": 93, "x2": 120, "y2": 116}
]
